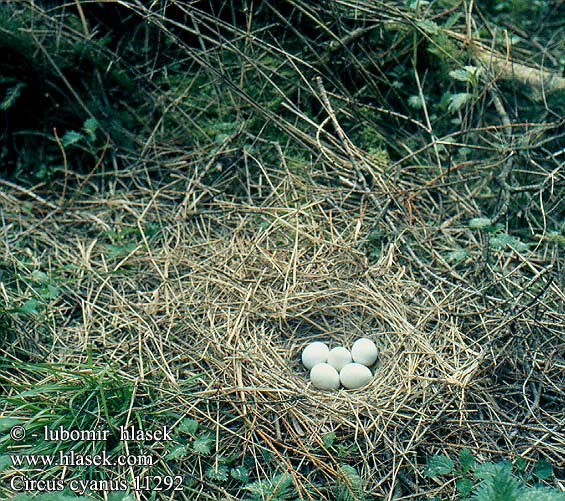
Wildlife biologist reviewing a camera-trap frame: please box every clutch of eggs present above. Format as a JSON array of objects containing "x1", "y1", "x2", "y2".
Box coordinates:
[{"x1": 301, "y1": 338, "x2": 378, "y2": 390}]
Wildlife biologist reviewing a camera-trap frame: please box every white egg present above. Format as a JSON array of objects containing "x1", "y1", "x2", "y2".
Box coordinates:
[
  {"x1": 339, "y1": 363, "x2": 373, "y2": 389},
  {"x1": 310, "y1": 363, "x2": 340, "y2": 390},
  {"x1": 327, "y1": 347, "x2": 352, "y2": 371},
  {"x1": 351, "y1": 338, "x2": 379, "y2": 366},
  {"x1": 301, "y1": 342, "x2": 330, "y2": 370}
]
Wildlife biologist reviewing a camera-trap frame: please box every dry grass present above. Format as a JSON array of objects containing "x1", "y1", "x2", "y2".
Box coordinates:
[{"x1": 1, "y1": 152, "x2": 563, "y2": 498}]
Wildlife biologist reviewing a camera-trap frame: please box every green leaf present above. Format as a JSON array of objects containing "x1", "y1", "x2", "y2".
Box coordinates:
[
  {"x1": 450, "y1": 69, "x2": 472, "y2": 82},
  {"x1": 475, "y1": 461, "x2": 512, "y2": 480},
  {"x1": 416, "y1": 19, "x2": 440, "y2": 34},
  {"x1": 448, "y1": 92, "x2": 473, "y2": 113},
  {"x1": 513, "y1": 457, "x2": 527, "y2": 471},
  {"x1": 82, "y1": 118, "x2": 99, "y2": 141},
  {"x1": 214, "y1": 133, "x2": 230, "y2": 145},
  {"x1": 489, "y1": 233, "x2": 528, "y2": 252},
  {"x1": 41, "y1": 284, "x2": 61, "y2": 300},
  {"x1": 446, "y1": 249, "x2": 467, "y2": 264},
  {"x1": 533, "y1": 458, "x2": 553, "y2": 480},
  {"x1": 471, "y1": 464, "x2": 522, "y2": 501},
  {"x1": 334, "y1": 464, "x2": 365, "y2": 501},
  {"x1": 449, "y1": 66, "x2": 481, "y2": 84},
  {"x1": 206, "y1": 464, "x2": 229, "y2": 482},
  {"x1": 166, "y1": 444, "x2": 189, "y2": 460},
  {"x1": 244, "y1": 472, "x2": 295, "y2": 499},
  {"x1": 459, "y1": 448, "x2": 476, "y2": 474},
  {"x1": 457, "y1": 477, "x2": 475, "y2": 496},
  {"x1": 231, "y1": 465, "x2": 250, "y2": 482},
  {"x1": 408, "y1": 94, "x2": 425, "y2": 109},
  {"x1": 30, "y1": 270, "x2": 50, "y2": 284},
  {"x1": 177, "y1": 418, "x2": 199, "y2": 436},
  {"x1": 507, "y1": 237, "x2": 529, "y2": 252},
  {"x1": 469, "y1": 217, "x2": 492, "y2": 229},
  {"x1": 322, "y1": 431, "x2": 336, "y2": 449},
  {"x1": 0, "y1": 417, "x2": 24, "y2": 432},
  {"x1": 61, "y1": 130, "x2": 84, "y2": 147},
  {"x1": 16, "y1": 298, "x2": 40, "y2": 315},
  {"x1": 107, "y1": 242, "x2": 138, "y2": 258},
  {"x1": 0, "y1": 83, "x2": 26, "y2": 110},
  {"x1": 518, "y1": 487, "x2": 565, "y2": 501},
  {"x1": 424, "y1": 454, "x2": 454, "y2": 478},
  {"x1": 192, "y1": 434, "x2": 214, "y2": 455}
]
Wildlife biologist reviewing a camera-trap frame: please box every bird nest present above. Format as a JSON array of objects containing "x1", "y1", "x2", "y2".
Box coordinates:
[
  {"x1": 160, "y1": 207, "x2": 483, "y2": 497},
  {"x1": 2, "y1": 177, "x2": 561, "y2": 499}
]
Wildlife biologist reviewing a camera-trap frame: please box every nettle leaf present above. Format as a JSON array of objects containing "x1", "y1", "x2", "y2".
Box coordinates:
[
  {"x1": 230, "y1": 465, "x2": 250, "y2": 483},
  {"x1": 533, "y1": 458, "x2": 553, "y2": 480},
  {"x1": 41, "y1": 284, "x2": 61, "y2": 300},
  {"x1": 518, "y1": 487, "x2": 565, "y2": 501},
  {"x1": 30, "y1": 270, "x2": 50, "y2": 284},
  {"x1": 107, "y1": 242, "x2": 138, "y2": 258},
  {"x1": 459, "y1": 448, "x2": 476, "y2": 474},
  {"x1": 446, "y1": 248, "x2": 467, "y2": 264},
  {"x1": 490, "y1": 234, "x2": 513, "y2": 249},
  {"x1": 334, "y1": 464, "x2": 365, "y2": 501},
  {"x1": 513, "y1": 457, "x2": 527, "y2": 471},
  {"x1": 206, "y1": 464, "x2": 229, "y2": 482},
  {"x1": 448, "y1": 92, "x2": 473, "y2": 113},
  {"x1": 457, "y1": 477, "x2": 475, "y2": 496},
  {"x1": 449, "y1": 66, "x2": 481, "y2": 84},
  {"x1": 61, "y1": 130, "x2": 84, "y2": 147},
  {"x1": 408, "y1": 94, "x2": 425, "y2": 109},
  {"x1": 490, "y1": 234, "x2": 529, "y2": 252},
  {"x1": 474, "y1": 461, "x2": 511, "y2": 480},
  {"x1": 82, "y1": 118, "x2": 99, "y2": 141},
  {"x1": 177, "y1": 418, "x2": 199, "y2": 437},
  {"x1": 450, "y1": 69, "x2": 472, "y2": 82},
  {"x1": 271, "y1": 472, "x2": 294, "y2": 497},
  {"x1": 166, "y1": 444, "x2": 190, "y2": 460},
  {"x1": 469, "y1": 217, "x2": 492, "y2": 229},
  {"x1": 322, "y1": 431, "x2": 336, "y2": 449},
  {"x1": 17, "y1": 298, "x2": 40, "y2": 315},
  {"x1": 471, "y1": 464, "x2": 522, "y2": 501},
  {"x1": 245, "y1": 472, "x2": 295, "y2": 499},
  {"x1": 416, "y1": 19, "x2": 440, "y2": 35},
  {"x1": 192, "y1": 434, "x2": 214, "y2": 455},
  {"x1": 424, "y1": 454, "x2": 454, "y2": 478},
  {"x1": 508, "y1": 238, "x2": 529, "y2": 252}
]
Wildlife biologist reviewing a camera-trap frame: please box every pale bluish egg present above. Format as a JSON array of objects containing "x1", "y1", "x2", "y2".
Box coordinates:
[
  {"x1": 339, "y1": 363, "x2": 372, "y2": 389},
  {"x1": 310, "y1": 363, "x2": 340, "y2": 390},
  {"x1": 351, "y1": 338, "x2": 378, "y2": 366},
  {"x1": 301, "y1": 342, "x2": 329, "y2": 370}
]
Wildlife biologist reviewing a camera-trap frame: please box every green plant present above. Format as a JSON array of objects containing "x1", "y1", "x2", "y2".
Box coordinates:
[
  {"x1": 0, "y1": 360, "x2": 152, "y2": 497},
  {"x1": 334, "y1": 464, "x2": 366, "y2": 501},
  {"x1": 243, "y1": 471, "x2": 299, "y2": 501},
  {"x1": 468, "y1": 218, "x2": 530, "y2": 252},
  {"x1": 424, "y1": 450, "x2": 565, "y2": 500}
]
